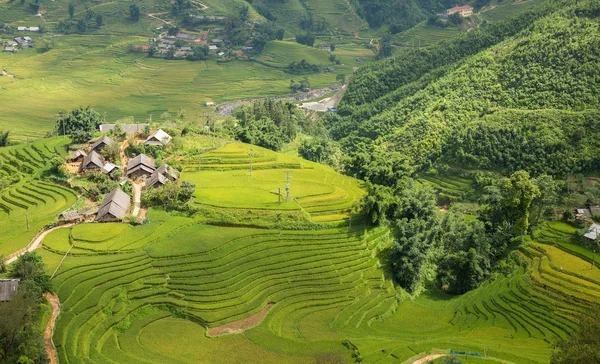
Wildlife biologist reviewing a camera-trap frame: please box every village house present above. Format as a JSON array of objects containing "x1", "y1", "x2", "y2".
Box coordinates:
[
  {"x1": 80, "y1": 150, "x2": 105, "y2": 173},
  {"x1": 575, "y1": 206, "x2": 600, "y2": 222},
  {"x1": 144, "y1": 170, "x2": 168, "y2": 189},
  {"x1": 584, "y1": 223, "x2": 600, "y2": 243},
  {"x1": 156, "y1": 163, "x2": 179, "y2": 181},
  {"x1": 90, "y1": 135, "x2": 116, "y2": 153},
  {"x1": 447, "y1": 5, "x2": 473, "y2": 17},
  {"x1": 126, "y1": 154, "x2": 156, "y2": 179},
  {"x1": 58, "y1": 210, "x2": 83, "y2": 223},
  {"x1": 70, "y1": 150, "x2": 87, "y2": 163},
  {"x1": 96, "y1": 188, "x2": 130, "y2": 222},
  {"x1": 0, "y1": 279, "x2": 20, "y2": 302},
  {"x1": 144, "y1": 129, "x2": 172, "y2": 146},
  {"x1": 102, "y1": 162, "x2": 120, "y2": 175}
]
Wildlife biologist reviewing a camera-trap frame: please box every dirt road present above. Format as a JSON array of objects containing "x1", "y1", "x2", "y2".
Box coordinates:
[
  {"x1": 4, "y1": 224, "x2": 74, "y2": 265},
  {"x1": 44, "y1": 293, "x2": 60, "y2": 364}
]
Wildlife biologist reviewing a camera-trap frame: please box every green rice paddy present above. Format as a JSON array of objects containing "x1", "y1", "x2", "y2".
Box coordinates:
[{"x1": 0, "y1": 137, "x2": 77, "y2": 256}]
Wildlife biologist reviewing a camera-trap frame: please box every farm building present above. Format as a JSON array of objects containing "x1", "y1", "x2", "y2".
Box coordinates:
[
  {"x1": 144, "y1": 129, "x2": 172, "y2": 146},
  {"x1": 96, "y1": 188, "x2": 130, "y2": 222},
  {"x1": 206, "y1": 102, "x2": 215, "y2": 106},
  {"x1": 156, "y1": 164, "x2": 179, "y2": 181},
  {"x1": 80, "y1": 151, "x2": 105, "y2": 172},
  {"x1": 70, "y1": 150, "x2": 87, "y2": 162},
  {"x1": 58, "y1": 210, "x2": 83, "y2": 223},
  {"x1": 91, "y1": 136, "x2": 116, "y2": 152},
  {"x1": 126, "y1": 154, "x2": 156, "y2": 179},
  {"x1": 447, "y1": 5, "x2": 473, "y2": 16},
  {"x1": 145, "y1": 170, "x2": 168, "y2": 189},
  {"x1": 575, "y1": 206, "x2": 600, "y2": 222},
  {"x1": 584, "y1": 224, "x2": 600, "y2": 242},
  {"x1": 0, "y1": 279, "x2": 20, "y2": 302},
  {"x1": 102, "y1": 162, "x2": 120, "y2": 175},
  {"x1": 99, "y1": 123, "x2": 148, "y2": 134}
]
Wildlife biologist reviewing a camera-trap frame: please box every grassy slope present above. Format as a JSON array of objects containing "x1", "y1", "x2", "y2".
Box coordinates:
[
  {"x1": 0, "y1": 137, "x2": 77, "y2": 256},
  {"x1": 14, "y1": 145, "x2": 595, "y2": 364},
  {"x1": 0, "y1": 36, "x2": 349, "y2": 139}
]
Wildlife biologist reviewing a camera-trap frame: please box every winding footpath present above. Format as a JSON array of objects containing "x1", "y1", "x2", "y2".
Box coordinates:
[
  {"x1": 44, "y1": 293, "x2": 60, "y2": 364},
  {"x1": 3, "y1": 225, "x2": 72, "y2": 364}
]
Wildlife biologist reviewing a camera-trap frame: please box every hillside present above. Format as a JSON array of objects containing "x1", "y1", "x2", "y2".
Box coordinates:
[{"x1": 333, "y1": 0, "x2": 600, "y2": 178}]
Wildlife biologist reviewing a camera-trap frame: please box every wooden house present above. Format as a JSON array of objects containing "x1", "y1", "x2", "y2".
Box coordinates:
[
  {"x1": 0, "y1": 279, "x2": 20, "y2": 302},
  {"x1": 126, "y1": 154, "x2": 156, "y2": 179},
  {"x1": 96, "y1": 189, "x2": 130, "y2": 222},
  {"x1": 80, "y1": 151, "x2": 105, "y2": 173},
  {"x1": 90, "y1": 136, "x2": 116, "y2": 152}
]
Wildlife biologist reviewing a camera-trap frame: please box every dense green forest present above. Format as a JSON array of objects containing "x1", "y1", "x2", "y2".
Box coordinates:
[
  {"x1": 353, "y1": 0, "x2": 457, "y2": 31},
  {"x1": 331, "y1": 0, "x2": 600, "y2": 180}
]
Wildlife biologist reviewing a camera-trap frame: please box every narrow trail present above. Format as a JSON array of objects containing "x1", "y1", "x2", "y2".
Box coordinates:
[
  {"x1": 412, "y1": 354, "x2": 447, "y2": 364},
  {"x1": 44, "y1": 293, "x2": 60, "y2": 364},
  {"x1": 207, "y1": 303, "x2": 274, "y2": 336},
  {"x1": 4, "y1": 224, "x2": 74, "y2": 265},
  {"x1": 147, "y1": 12, "x2": 172, "y2": 25},
  {"x1": 132, "y1": 182, "x2": 142, "y2": 217}
]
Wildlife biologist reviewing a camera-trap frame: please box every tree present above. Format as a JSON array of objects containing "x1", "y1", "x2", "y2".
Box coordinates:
[
  {"x1": 96, "y1": 13, "x2": 104, "y2": 27},
  {"x1": 501, "y1": 171, "x2": 541, "y2": 239},
  {"x1": 77, "y1": 18, "x2": 87, "y2": 33},
  {"x1": 10, "y1": 252, "x2": 51, "y2": 293},
  {"x1": 336, "y1": 73, "x2": 346, "y2": 84},
  {"x1": 55, "y1": 106, "x2": 104, "y2": 136},
  {"x1": 68, "y1": 3, "x2": 75, "y2": 18},
  {"x1": 129, "y1": 3, "x2": 140, "y2": 21},
  {"x1": 49, "y1": 155, "x2": 68, "y2": 179},
  {"x1": 239, "y1": 5, "x2": 249, "y2": 21},
  {"x1": 551, "y1": 307, "x2": 600, "y2": 363},
  {"x1": 276, "y1": 28, "x2": 285, "y2": 40},
  {"x1": 0, "y1": 130, "x2": 9, "y2": 147}
]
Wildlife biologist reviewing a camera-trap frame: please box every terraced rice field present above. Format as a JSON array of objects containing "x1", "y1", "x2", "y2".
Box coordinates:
[
  {"x1": 38, "y1": 211, "x2": 600, "y2": 364},
  {"x1": 0, "y1": 137, "x2": 77, "y2": 256},
  {"x1": 183, "y1": 142, "x2": 365, "y2": 222},
  {"x1": 416, "y1": 173, "x2": 474, "y2": 203},
  {"x1": 393, "y1": 21, "x2": 461, "y2": 48}
]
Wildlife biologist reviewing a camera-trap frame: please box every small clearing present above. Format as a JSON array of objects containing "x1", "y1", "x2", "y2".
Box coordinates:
[
  {"x1": 44, "y1": 293, "x2": 60, "y2": 364},
  {"x1": 207, "y1": 303, "x2": 274, "y2": 336},
  {"x1": 412, "y1": 354, "x2": 447, "y2": 364}
]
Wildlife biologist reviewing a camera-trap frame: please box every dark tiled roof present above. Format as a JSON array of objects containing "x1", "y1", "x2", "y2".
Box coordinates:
[
  {"x1": 81, "y1": 150, "x2": 105, "y2": 170},
  {"x1": 91, "y1": 136, "x2": 116, "y2": 150},
  {"x1": 97, "y1": 188, "x2": 130, "y2": 221},
  {"x1": 145, "y1": 171, "x2": 168, "y2": 189},
  {"x1": 156, "y1": 164, "x2": 179, "y2": 180},
  {"x1": 127, "y1": 154, "x2": 156, "y2": 171}
]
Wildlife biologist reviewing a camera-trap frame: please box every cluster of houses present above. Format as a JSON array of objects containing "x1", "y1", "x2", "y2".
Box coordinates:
[
  {"x1": 147, "y1": 34, "x2": 223, "y2": 58},
  {"x1": 447, "y1": 5, "x2": 473, "y2": 17},
  {"x1": 65, "y1": 128, "x2": 178, "y2": 222},
  {"x1": 3, "y1": 36, "x2": 34, "y2": 53},
  {"x1": 16, "y1": 26, "x2": 40, "y2": 32},
  {"x1": 576, "y1": 206, "x2": 600, "y2": 243}
]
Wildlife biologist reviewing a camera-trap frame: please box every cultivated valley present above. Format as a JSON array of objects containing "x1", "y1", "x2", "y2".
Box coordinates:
[{"x1": 1, "y1": 0, "x2": 599, "y2": 363}]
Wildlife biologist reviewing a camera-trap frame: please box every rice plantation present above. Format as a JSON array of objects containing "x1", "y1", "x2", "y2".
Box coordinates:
[{"x1": 0, "y1": 137, "x2": 77, "y2": 256}]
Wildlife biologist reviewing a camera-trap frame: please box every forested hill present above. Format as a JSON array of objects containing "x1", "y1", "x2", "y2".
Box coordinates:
[{"x1": 331, "y1": 0, "x2": 600, "y2": 180}]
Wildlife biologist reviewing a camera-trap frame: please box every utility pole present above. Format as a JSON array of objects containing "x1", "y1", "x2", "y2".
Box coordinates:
[
  {"x1": 278, "y1": 187, "x2": 281, "y2": 205},
  {"x1": 248, "y1": 149, "x2": 255, "y2": 178},
  {"x1": 285, "y1": 170, "x2": 293, "y2": 202},
  {"x1": 26, "y1": 210, "x2": 30, "y2": 231}
]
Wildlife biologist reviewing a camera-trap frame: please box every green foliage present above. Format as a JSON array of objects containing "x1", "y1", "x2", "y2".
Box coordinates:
[
  {"x1": 55, "y1": 106, "x2": 104, "y2": 137},
  {"x1": 285, "y1": 59, "x2": 321, "y2": 75},
  {"x1": 49, "y1": 155, "x2": 68, "y2": 179},
  {"x1": 141, "y1": 180, "x2": 196, "y2": 212},
  {"x1": 298, "y1": 138, "x2": 341, "y2": 170},
  {"x1": 236, "y1": 100, "x2": 304, "y2": 151},
  {"x1": 129, "y1": 3, "x2": 140, "y2": 21},
  {"x1": 71, "y1": 129, "x2": 93, "y2": 144},
  {"x1": 335, "y1": 0, "x2": 600, "y2": 177},
  {"x1": 0, "y1": 130, "x2": 9, "y2": 147},
  {"x1": 551, "y1": 306, "x2": 600, "y2": 363}
]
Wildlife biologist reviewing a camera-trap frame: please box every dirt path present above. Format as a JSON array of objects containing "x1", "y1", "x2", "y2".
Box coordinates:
[
  {"x1": 44, "y1": 293, "x2": 60, "y2": 364},
  {"x1": 207, "y1": 303, "x2": 274, "y2": 336},
  {"x1": 218, "y1": 85, "x2": 342, "y2": 117},
  {"x1": 4, "y1": 224, "x2": 74, "y2": 265},
  {"x1": 132, "y1": 182, "x2": 142, "y2": 217},
  {"x1": 412, "y1": 354, "x2": 447, "y2": 363},
  {"x1": 147, "y1": 12, "x2": 172, "y2": 25}
]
